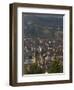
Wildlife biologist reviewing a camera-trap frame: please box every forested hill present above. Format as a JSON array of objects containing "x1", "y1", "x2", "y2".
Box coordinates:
[{"x1": 22, "y1": 13, "x2": 63, "y2": 40}]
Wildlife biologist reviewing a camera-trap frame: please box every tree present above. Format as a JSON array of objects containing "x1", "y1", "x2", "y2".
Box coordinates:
[{"x1": 47, "y1": 56, "x2": 63, "y2": 73}]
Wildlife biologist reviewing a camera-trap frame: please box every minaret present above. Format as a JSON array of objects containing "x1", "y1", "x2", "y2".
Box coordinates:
[{"x1": 32, "y1": 52, "x2": 36, "y2": 63}]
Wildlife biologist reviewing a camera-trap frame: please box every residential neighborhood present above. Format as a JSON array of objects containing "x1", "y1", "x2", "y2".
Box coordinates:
[{"x1": 23, "y1": 13, "x2": 63, "y2": 74}]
